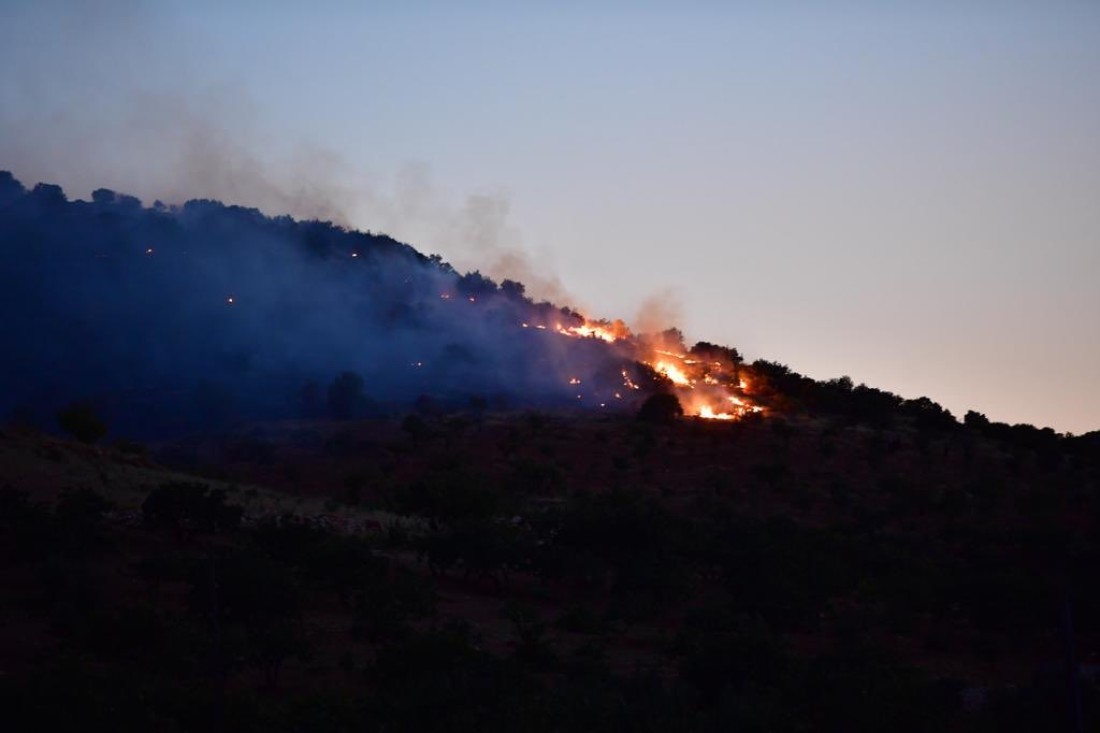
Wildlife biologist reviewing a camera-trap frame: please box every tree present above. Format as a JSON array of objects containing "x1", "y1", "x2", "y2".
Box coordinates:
[
  {"x1": 56, "y1": 402, "x2": 108, "y2": 444},
  {"x1": 690, "y1": 341, "x2": 743, "y2": 366},
  {"x1": 964, "y1": 410, "x2": 990, "y2": 429},
  {"x1": 457, "y1": 270, "x2": 497, "y2": 298},
  {"x1": 29, "y1": 182, "x2": 66, "y2": 207},
  {"x1": 500, "y1": 279, "x2": 526, "y2": 299},
  {"x1": 401, "y1": 413, "x2": 430, "y2": 441},
  {"x1": 91, "y1": 188, "x2": 117, "y2": 205},
  {"x1": 0, "y1": 170, "x2": 27, "y2": 205},
  {"x1": 328, "y1": 371, "x2": 366, "y2": 420},
  {"x1": 637, "y1": 393, "x2": 683, "y2": 423}
]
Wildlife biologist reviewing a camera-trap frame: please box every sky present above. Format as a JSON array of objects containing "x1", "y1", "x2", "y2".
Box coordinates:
[{"x1": 1, "y1": 1, "x2": 1098, "y2": 433}]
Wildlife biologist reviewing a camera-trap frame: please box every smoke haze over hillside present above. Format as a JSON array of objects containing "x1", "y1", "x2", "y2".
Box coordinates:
[{"x1": 0, "y1": 172, "x2": 676, "y2": 436}]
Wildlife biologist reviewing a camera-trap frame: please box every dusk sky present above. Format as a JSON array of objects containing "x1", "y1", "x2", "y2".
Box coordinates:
[{"x1": 2, "y1": 1, "x2": 1097, "y2": 433}]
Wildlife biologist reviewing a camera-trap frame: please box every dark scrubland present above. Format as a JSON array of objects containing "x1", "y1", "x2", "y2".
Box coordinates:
[{"x1": 2, "y1": 407, "x2": 1098, "y2": 732}]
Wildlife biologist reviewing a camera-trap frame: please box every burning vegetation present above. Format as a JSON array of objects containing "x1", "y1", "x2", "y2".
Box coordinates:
[{"x1": 515, "y1": 311, "x2": 764, "y2": 420}]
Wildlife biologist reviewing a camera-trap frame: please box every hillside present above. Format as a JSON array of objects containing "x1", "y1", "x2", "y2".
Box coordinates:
[{"x1": 2, "y1": 173, "x2": 1100, "y2": 731}]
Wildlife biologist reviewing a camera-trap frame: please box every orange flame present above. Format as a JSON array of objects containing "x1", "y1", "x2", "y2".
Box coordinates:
[
  {"x1": 654, "y1": 360, "x2": 692, "y2": 387},
  {"x1": 553, "y1": 317, "x2": 763, "y2": 420},
  {"x1": 438, "y1": 293, "x2": 761, "y2": 420}
]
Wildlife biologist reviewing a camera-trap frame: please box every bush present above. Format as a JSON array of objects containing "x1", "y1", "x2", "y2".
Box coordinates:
[
  {"x1": 637, "y1": 393, "x2": 683, "y2": 423},
  {"x1": 142, "y1": 482, "x2": 243, "y2": 535}
]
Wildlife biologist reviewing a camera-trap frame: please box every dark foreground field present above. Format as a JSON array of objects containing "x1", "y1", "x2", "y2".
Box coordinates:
[{"x1": 2, "y1": 409, "x2": 1098, "y2": 732}]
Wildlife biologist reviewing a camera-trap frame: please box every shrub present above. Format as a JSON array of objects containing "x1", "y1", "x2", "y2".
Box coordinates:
[
  {"x1": 142, "y1": 482, "x2": 243, "y2": 535},
  {"x1": 637, "y1": 393, "x2": 683, "y2": 423}
]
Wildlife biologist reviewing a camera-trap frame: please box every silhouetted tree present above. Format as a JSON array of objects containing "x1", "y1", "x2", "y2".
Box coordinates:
[
  {"x1": 690, "y1": 341, "x2": 743, "y2": 366},
  {"x1": 964, "y1": 410, "x2": 990, "y2": 429},
  {"x1": 456, "y1": 270, "x2": 497, "y2": 298},
  {"x1": 500, "y1": 279, "x2": 525, "y2": 299},
  {"x1": 29, "y1": 182, "x2": 66, "y2": 207},
  {"x1": 401, "y1": 413, "x2": 430, "y2": 441},
  {"x1": 328, "y1": 371, "x2": 366, "y2": 420},
  {"x1": 902, "y1": 396, "x2": 957, "y2": 432},
  {"x1": 638, "y1": 393, "x2": 683, "y2": 423},
  {"x1": 0, "y1": 170, "x2": 25, "y2": 205},
  {"x1": 91, "y1": 188, "x2": 116, "y2": 205}
]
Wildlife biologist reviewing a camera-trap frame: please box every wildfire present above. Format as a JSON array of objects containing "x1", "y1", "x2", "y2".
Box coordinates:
[
  {"x1": 653, "y1": 360, "x2": 692, "y2": 387},
  {"x1": 621, "y1": 370, "x2": 640, "y2": 390},
  {"x1": 437, "y1": 291, "x2": 762, "y2": 421},
  {"x1": 556, "y1": 321, "x2": 626, "y2": 343},
  {"x1": 551, "y1": 317, "x2": 763, "y2": 421},
  {"x1": 698, "y1": 405, "x2": 735, "y2": 421}
]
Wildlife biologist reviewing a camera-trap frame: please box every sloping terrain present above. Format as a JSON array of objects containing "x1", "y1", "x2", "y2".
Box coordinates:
[{"x1": 3, "y1": 410, "x2": 1099, "y2": 731}]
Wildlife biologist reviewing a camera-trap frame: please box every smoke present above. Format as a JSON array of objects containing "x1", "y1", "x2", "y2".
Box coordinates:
[
  {"x1": 0, "y1": 2, "x2": 569, "y2": 304},
  {"x1": 0, "y1": 172, "x2": 651, "y2": 437},
  {"x1": 118, "y1": 90, "x2": 361, "y2": 226},
  {"x1": 443, "y1": 194, "x2": 572, "y2": 305},
  {"x1": 2, "y1": 91, "x2": 571, "y2": 304},
  {"x1": 634, "y1": 289, "x2": 684, "y2": 336}
]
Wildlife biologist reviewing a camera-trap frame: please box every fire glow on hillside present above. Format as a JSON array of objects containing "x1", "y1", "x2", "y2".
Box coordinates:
[{"x1": 518, "y1": 309, "x2": 764, "y2": 420}]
